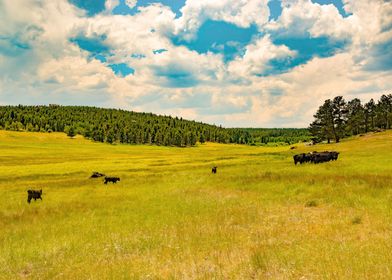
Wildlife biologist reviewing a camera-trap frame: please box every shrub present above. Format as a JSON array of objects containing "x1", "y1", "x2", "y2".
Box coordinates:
[{"x1": 305, "y1": 200, "x2": 318, "y2": 207}]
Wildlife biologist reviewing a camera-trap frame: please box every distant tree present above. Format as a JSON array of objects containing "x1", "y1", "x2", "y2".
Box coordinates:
[
  {"x1": 190, "y1": 131, "x2": 197, "y2": 146},
  {"x1": 346, "y1": 98, "x2": 364, "y2": 135},
  {"x1": 106, "y1": 129, "x2": 115, "y2": 144},
  {"x1": 199, "y1": 132, "x2": 205, "y2": 144},
  {"x1": 26, "y1": 123, "x2": 34, "y2": 132},
  {"x1": 309, "y1": 99, "x2": 335, "y2": 143},
  {"x1": 67, "y1": 126, "x2": 76, "y2": 138},
  {"x1": 377, "y1": 94, "x2": 392, "y2": 129},
  {"x1": 331, "y1": 96, "x2": 347, "y2": 143},
  {"x1": 364, "y1": 99, "x2": 376, "y2": 132}
]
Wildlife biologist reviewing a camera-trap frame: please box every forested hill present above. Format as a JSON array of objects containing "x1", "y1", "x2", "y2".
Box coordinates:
[{"x1": 0, "y1": 105, "x2": 310, "y2": 147}]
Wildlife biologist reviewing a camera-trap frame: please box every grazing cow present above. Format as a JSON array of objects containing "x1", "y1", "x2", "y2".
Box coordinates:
[
  {"x1": 27, "y1": 189, "x2": 42, "y2": 203},
  {"x1": 312, "y1": 152, "x2": 331, "y2": 164},
  {"x1": 293, "y1": 153, "x2": 304, "y2": 165},
  {"x1": 329, "y1": 151, "x2": 339, "y2": 160},
  {"x1": 293, "y1": 153, "x2": 311, "y2": 165},
  {"x1": 212, "y1": 166, "x2": 217, "y2": 174},
  {"x1": 90, "y1": 172, "x2": 105, "y2": 178},
  {"x1": 313, "y1": 151, "x2": 340, "y2": 163},
  {"x1": 104, "y1": 176, "x2": 120, "y2": 184}
]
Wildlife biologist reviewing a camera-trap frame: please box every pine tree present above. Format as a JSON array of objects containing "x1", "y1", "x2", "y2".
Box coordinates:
[
  {"x1": 199, "y1": 132, "x2": 205, "y2": 144},
  {"x1": 309, "y1": 99, "x2": 335, "y2": 143},
  {"x1": 332, "y1": 96, "x2": 347, "y2": 143},
  {"x1": 346, "y1": 98, "x2": 364, "y2": 135},
  {"x1": 364, "y1": 99, "x2": 376, "y2": 132},
  {"x1": 67, "y1": 126, "x2": 76, "y2": 138}
]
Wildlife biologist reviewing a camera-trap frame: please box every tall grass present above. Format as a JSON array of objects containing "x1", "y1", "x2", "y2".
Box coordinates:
[{"x1": 0, "y1": 130, "x2": 391, "y2": 279}]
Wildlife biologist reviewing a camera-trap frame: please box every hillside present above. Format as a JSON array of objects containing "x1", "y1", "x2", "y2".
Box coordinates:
[
  {"x1": 0, "y1": 105, "x2": 311, "y2": 146},
  {"x1": 0, "y1": 130, "x2": 391, "y2": 278}
]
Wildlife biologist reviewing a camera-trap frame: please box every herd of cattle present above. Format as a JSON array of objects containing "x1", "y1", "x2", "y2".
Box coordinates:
[
  {"x1": 26, "y1": 151, "x2": 339, "y2": 203},
  {"x1": 293, "y1": 151, "x2": 339, "y2": 165}
]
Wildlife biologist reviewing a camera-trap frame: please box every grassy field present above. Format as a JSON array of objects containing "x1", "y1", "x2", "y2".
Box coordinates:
[{"x1": 0, "y1": 130, "x2": 391, "y2": 279}]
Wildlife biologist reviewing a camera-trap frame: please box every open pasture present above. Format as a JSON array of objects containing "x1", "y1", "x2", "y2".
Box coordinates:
[{"x1": 0, "y1": 130, "x2": 392, "y2": 279}]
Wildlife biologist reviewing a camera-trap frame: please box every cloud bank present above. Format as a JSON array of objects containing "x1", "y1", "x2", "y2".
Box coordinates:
[{"x1": 0, "y1": 0, "x2": 391, "y2": 127}]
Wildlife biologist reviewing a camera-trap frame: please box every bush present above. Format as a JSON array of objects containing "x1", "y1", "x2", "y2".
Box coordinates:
[
  {"x1": 352, "y1": 216, "x2": 362, "y2": 224},
  {"x1": 305, "y1": 200, "x2": 318, "y2": 207}
]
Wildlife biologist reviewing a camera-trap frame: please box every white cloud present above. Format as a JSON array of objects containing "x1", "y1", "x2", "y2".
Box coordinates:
[
  {"x1": 174, "y1": 0, "x2": 270, "y2": 41},
  {"x1": 125, "y1": 0, "x2": 137, "y2": 9},
  {"x1": 105, "y1": 0, "x2": 120, "y2": 13},
  {"x1": 227, "y1": 35, "x2": 296, "y2": 77},
  {"x1": 266, "y1": 0, "x2": 356, "y2": 40},
  {"x1": 0, "y1": 0, "x2": 391, "y2": 127}
]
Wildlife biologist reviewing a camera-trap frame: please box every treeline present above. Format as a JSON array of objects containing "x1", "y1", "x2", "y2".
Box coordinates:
[
  {"x1": 309, "y1": 94, "x2": 392, "y2": 143},
  {"x1": 241, "y1": 128, "x2": 311, "y2": 145},
  {"x1": 0, "y1": 105, "x2": 310, "y2": 146},
  {"x1": 0, "y1": 105, "x2": 309, "y2": 147}
]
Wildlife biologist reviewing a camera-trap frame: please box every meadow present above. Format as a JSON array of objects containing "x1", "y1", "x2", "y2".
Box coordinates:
[{"x1": 0, "y1": 130, "x2": 391, "y2": 279}]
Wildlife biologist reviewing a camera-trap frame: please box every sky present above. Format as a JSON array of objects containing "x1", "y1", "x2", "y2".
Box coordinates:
[{"x1": 0, "y1": 0, "x2": 391, "y2": 127}]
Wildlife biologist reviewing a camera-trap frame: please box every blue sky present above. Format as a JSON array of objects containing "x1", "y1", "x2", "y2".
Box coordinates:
[{"x1": 0, "y1": 0, "x2": 391, "y2": 127}]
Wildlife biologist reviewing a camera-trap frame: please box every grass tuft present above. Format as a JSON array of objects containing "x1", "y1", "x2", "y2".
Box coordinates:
[
  {"x1": 305, "y1": 200, "x2": 318, "y2": 207},
  {"x1": 352, "y1": 216, "x2": 362, "y2": 225}
]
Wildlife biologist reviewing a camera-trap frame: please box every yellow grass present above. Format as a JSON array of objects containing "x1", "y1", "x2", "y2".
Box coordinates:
[{"x1": 0, "y1": 130, "x2": 392, "y2": 279}]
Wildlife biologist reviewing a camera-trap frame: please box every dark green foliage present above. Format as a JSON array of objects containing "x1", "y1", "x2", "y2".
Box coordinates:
[
  {"x1": 310, "y1": 94, "x2": 392, "y2": 143},
  {"x1": 66, "y1": 126, "x2": 76, "y2": 138},
  {"x1": 0, "y1": 105, "x2": 311, "y2": 147},
  {"x1": 246, "y1": 128, "x2": 311, "y2": 145}
]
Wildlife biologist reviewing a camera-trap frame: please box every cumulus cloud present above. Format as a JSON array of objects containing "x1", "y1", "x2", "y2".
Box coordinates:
[
  {"x1": 105, "y1": 0, "x2": 120, "y2": 13},
  {"x1": 174, "y1": 0, "x2": 270, "y2": 41},
  {"x1": 263, "y1": 0, "x2": 361, "y2": 49},
  {"x1": 227, "y1": 35, "x2": 296, "y2": 77},
  {"x1": 125, "y1": 0, "x2": 137, "y2": 9}
]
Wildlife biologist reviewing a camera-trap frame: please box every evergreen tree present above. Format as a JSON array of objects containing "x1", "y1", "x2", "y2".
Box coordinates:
[
  {"x1": 199, "y1": 132, "x2": 205, "y2": 144},
  {"x1": 346, "y1": 98, "x2": 364, "y2": 135},
  {"x1": 67, "y1": 126, "x2": 76, "y2": 138},
  {"x1": 309, "y1": 99, "x2": 335, "y2": 143},
  {"x1": 377, "y1": 94, "x2": 392, "y2": 129},
  {"x1": 364, "y1": 99, "x2": 376, "y2": 132}
]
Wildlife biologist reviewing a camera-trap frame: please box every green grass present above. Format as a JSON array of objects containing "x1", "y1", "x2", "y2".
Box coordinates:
[{"x1": 0, "y1": 130, "x2": 392, "y2": 279}]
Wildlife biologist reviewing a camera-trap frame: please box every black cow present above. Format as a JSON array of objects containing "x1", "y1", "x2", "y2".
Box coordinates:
[
  {"x1": 293, "y1": 153, "x2": 310, "y2": 165},
  {"x1": 212, "y1": 166, "x2": 217, "y2": 174},
  {"x1": 329, "y1": 151, "x2": 339, "y2": 160},
  {"x1": 27, "y1": 189, "x2": 42, "y2": 203},
  {"x1": 104, "y1": 177, "x2": 120, "y2": 184},
  {"x1": 90, "y1": 172, "x2": 105, "y2": 178},
  {"x1": 311, "y1": 151, "x2": 340, "y2": 164},
  {"x1": 293, "y1": 153, "x2": 304, "y2": 165},
  {"x1": 312, "y1": 152, "x2": 332, "y2": 164}
]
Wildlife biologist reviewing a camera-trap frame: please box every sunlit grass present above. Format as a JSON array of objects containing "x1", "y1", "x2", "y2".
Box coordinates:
[{"x1": 0, "y1": 130, "x2": 391, "y2": 279}]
